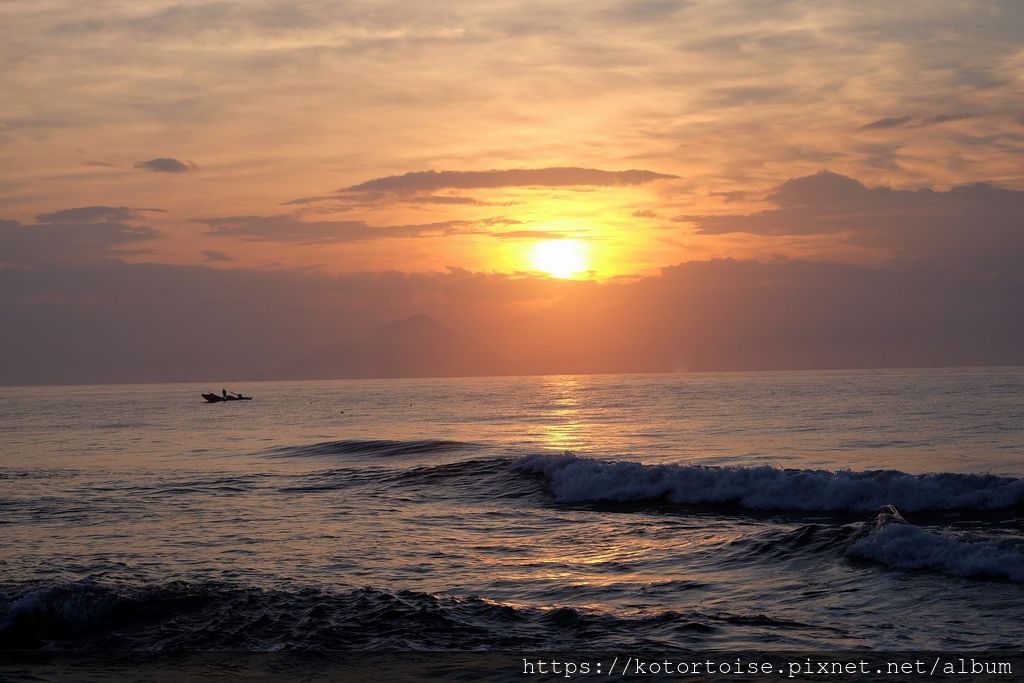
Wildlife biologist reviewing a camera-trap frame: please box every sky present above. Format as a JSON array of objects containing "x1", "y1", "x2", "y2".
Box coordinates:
[{"x1": 1, "y1": 0, "x2": 1022, "y2": 384}]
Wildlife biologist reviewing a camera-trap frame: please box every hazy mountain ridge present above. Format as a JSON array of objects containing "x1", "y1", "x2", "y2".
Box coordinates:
[{"x1": 270, "y1": 314, "x2": 519, "y2": 380}]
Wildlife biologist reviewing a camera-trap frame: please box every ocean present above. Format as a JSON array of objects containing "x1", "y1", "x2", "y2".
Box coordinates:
[{"x1": 1, "y1": 368, "x2": 1023, "y2": 678}]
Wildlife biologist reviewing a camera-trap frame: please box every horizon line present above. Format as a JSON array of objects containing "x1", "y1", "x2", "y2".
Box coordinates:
[{"x1": 2, "y1": 362, "x2": 1021, "y2": 390}]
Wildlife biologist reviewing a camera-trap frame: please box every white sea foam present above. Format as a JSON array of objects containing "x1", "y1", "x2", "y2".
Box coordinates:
[
  {"x1": 849, "y1": 508, "x2": 1024, "y2": 582},
  {"x1": 513, "y1": 453, "x2": 1024, "y2": 513}
]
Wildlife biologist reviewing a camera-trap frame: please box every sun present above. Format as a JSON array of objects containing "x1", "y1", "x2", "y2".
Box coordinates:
[{"x1": 530, "y1": 240, "x2": 588, "y2": 278}]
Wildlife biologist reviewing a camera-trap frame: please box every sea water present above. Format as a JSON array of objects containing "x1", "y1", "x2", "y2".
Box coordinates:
[{"x1": 1, "y1": 368, "x2": 1022, "y2": 661}]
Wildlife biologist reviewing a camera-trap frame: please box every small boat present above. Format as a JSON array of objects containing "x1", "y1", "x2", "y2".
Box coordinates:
[{"x1": 202, "y1": 392, "x2": 253, "y2": 403}]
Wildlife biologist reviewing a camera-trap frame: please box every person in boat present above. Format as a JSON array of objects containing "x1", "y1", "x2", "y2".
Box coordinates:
[{"x1": 222, "y1": 388, "x2": 228, "y2": 399}]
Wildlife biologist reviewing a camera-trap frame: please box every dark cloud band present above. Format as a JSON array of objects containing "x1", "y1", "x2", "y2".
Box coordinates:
[
  {"x1": 343, "y1": 167, "x2": 679, "y2": 193},
  {"x1": 134, "y1": 158, "x2": 196, "y2": 173}
]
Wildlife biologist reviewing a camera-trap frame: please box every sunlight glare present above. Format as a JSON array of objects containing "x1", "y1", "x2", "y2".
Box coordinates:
[{"x1": 530, "y1": 240, "x2": 588, "y2": 278}]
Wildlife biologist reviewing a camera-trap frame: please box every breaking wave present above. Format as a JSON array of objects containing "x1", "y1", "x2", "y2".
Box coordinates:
[
  {"x1": 513, "y1": 453, "x2": 1024, "y2": 513},
  {"x1": 848, "y1": 506, "x2": 1024, "y2": 583}
]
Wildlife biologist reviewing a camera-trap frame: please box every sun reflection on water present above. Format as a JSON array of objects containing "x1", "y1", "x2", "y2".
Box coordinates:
[{"x1": 538, "y1": 375, "x2": 589, "y2": 453}]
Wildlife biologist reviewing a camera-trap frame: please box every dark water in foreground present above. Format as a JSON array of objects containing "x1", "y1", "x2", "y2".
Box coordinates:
[{"x1": 1, "y1": 368, "x2": 1023, "y2": 674}]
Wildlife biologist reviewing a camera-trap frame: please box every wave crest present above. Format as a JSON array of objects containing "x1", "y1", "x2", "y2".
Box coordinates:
[
  {"x1": 266, "y1": 439, "x2": 476, "y2": 459},
  {"x1": 513, "y1": 453, "x2": 1024, "y2": 513},
  {"x1": 849, "y1": 507, "x2": 1024, "y2": 582}
]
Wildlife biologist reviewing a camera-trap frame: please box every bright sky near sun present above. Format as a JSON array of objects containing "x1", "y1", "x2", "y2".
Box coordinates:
[
  {"x1": 2, "y1": 0, "x2": 1023, "y2": 280},
  {"x1": 530, "y1": 240, "x2": 588, "y2": 279}
]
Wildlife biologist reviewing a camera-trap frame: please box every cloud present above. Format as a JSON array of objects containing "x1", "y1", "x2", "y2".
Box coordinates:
[
  {"x1": 37, "y1": 206, "x2": 138, "y2": 223},
  {"x1": 855, "y1": 142, "x2": 903, "y2": 170},
  {"x1": 860, "y1": 113, "x2": 973, "y2": 130},
  {"x1": 35, "y1": 205, "x2": 162, "y2": 223},
  {"x1": 411, "y1": 195, "x2": 487, "y2": 205},
  {"x1": 478, "y1": 216, "x2": 523, "y2": 226},
  {"x1": 197, "y1": 211, "x2": 537, "y2": 244},
  {"x1": 604, "y1": 0, "x2": 689, "y2": 23},
  {"x1": 922, "y1": 112, "x2": 973, "y2": 125},
  {"x1": 704, "y1": 86, "x2": 790, "y2": 107},
  {"x1": 489, "y1": 230, "x2": 574, "y2": 240},
  {"x1": 0, "y1": 262, "x2": 584, "y2": 384},
  {"x1": 4, "y1": 187, "x2": 1024, "y2": 383},
  {"x1": 133, "y1": 157, "x2": 196, "y2": 173},
  {"x1": 342, "y1": 167, "x2": 679, "y2": 193},
  {"x1": 83, "y1": 160, "x2": 117, "y2": 168},
  {"x1": 676, "y1": 171, "x2": 1024, "y2": 273},
  {"x1": 196, "y1": 214, "x2": 477, "y2": 244},
  {"x1": 202, "y1": 250, "x2": 232, "y2": 262},
  {"x1": 0, "y1": 117, "x2": 71, "y2": 144},
  {"x1": 5, "y1": 0, "x2": 1023, "y2": 216},
  {"x1": 284, "y1": 192, "x2": 514, "y2": 210},
  {"x1": 283, "y1": 167, "x2": 677, "y2": 214},
  {"x1": 861, "y1": 116, "x2": 914, "y2": 130},
  {"x1": 623, "y1": 258, "x2": 1024, "y2": 371},
  {"x1": 708, "y1": 191, "x2": 750, "y2": 203},
  {"x1": 0, "y1": 255, "x2": 1020, "y2": 385},
  {"x1": 0, "y1": 207, "x2": 161, "y2": 266},
  {"x1": 286, "y1": 167, "x2": 671, "y2": 219}
]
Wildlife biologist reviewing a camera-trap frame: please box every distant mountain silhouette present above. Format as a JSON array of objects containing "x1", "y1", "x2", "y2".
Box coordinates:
[{"x1": 271, "y1": 313, "x2": 515, "y2": 379}]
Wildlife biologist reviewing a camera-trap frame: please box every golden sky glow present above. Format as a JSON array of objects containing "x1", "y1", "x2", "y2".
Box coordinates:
[
  {"x1": 2, "y1": 1, "x2": 1022, "y2": 280},
  {"x1": 2, "y1": 1, "x2": 1023, "y2": 383}
]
